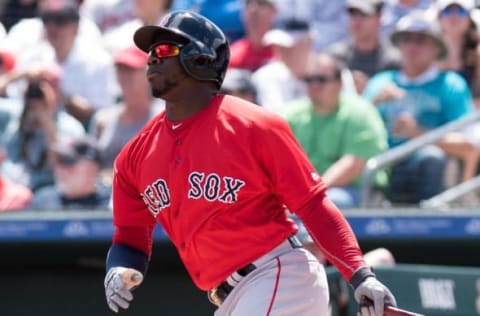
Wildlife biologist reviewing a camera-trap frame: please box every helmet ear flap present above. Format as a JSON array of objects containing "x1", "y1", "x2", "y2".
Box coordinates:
[
  {"x1": 180, "y1": 45, "x2": 220, "y2": 84},
  {"x1": 192, "y1": 55, "x2": 211, "y2": 67}
]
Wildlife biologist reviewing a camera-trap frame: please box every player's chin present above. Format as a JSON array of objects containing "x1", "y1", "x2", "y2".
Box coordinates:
[
  {"x1": 151, "y1": 82, "x2": 176, "y2": 98},
  {"x1": 151, "y1": 88, "x2": 164, "y2": 98},
  {"x1": 151, "y1": 84, "x2": 168, "y2": 98}
]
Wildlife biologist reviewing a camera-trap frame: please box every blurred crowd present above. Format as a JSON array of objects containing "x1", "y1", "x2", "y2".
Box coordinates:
[{"x1": 0, "y1": 0, "x2": 480, "y2": 212}]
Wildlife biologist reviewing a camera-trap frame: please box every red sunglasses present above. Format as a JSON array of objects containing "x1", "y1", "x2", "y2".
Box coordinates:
[{"x1": 149, "y1": 43, "x2": 181, "y2": 59}]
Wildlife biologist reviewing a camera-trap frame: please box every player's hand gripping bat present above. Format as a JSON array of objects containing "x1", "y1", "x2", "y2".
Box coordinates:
[{"x1": 105, "y1": 267, "x2": 144, "y2": 313}]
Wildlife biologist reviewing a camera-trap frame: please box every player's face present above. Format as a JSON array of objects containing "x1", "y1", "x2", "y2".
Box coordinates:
[{"x1": 146, "y1": 44, "x2": 186, "y2": 98}]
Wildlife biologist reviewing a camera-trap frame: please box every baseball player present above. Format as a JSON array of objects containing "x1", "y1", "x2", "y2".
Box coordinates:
[{"x1": 104, "y1": 10, "x2": 397, "y2": 316}]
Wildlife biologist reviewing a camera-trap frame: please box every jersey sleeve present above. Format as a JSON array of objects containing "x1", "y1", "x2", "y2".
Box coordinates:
[
  {"x1": 111, "y1": 140, "x2": 157, "y2": 256},
  {"x1": 295, "y1": 193, "x2": 366, "y2": 280},
  {"x1": 252, "y1": 114, "x2": 327, "y2": 212}
]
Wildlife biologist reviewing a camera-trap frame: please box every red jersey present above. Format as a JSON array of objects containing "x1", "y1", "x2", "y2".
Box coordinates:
[{"x1": 112, "y1": 95, "x2": 327, "y2": 290}]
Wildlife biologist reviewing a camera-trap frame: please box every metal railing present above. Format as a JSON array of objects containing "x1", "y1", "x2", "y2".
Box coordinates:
[
  {"x1": 360, "y1": 111, "x2": 480, "y2": 207},
  {"x1": 420, "y1": 175, "x2": 480, "y2": 208}
]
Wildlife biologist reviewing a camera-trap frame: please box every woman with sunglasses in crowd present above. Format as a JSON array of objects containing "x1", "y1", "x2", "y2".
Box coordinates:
[
  {"x1": 435, "y1": 0, "x2": 480, "y2": 185},
  {"x1": 436, "y1": 0, "x2": 480, "y2": 105}
]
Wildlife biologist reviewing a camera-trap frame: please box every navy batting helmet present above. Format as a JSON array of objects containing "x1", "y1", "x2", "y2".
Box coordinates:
[{"x1": 133, "y1": 11, "x2": 230, "y2": 88}]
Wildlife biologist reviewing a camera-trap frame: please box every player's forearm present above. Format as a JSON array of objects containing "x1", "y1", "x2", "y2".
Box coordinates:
[
  {"x1": 294, "y1": 193, "x2": 366, "y2": 280},
  {"x1": 106, "y1": 244, "x2": 149, "y2": 275}
]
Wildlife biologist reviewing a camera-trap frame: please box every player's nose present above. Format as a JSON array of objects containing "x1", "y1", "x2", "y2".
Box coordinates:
[{"x1": 147, "y1": 54, "x2": 164, "y2": 66}]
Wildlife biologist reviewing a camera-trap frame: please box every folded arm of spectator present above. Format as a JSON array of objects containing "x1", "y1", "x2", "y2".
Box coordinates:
[{"x1": 321, "y1": 155, "x2": 366, "y2": 188}]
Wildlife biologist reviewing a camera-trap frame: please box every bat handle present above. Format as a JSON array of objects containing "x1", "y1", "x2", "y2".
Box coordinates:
[
  {"x1": 360, "y1": 297, "x2": 425, "y2": 316},
  {"x1": 384, "y1": 305, "x2": 425, "y2": 316}
]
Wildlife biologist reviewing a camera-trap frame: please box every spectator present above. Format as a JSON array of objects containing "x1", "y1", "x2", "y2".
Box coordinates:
[
  {"x1": 220, "y1": 68, "x2": 257, "y2": 103},
  {"x1": 252, "y1": 19, "x2": 312, "y2": 112},
  {"x1": 435, "y1": 0, "x2": 480, "y2": 184},
  {"x1": 31, "y1": 136, "x2": 110, "y2": 210},
  {"x1": 435, "y1": 0, "x2": 480, "y2": 104},
  {"x1": 284, "y1": 53, "x2": 388, "y2": 208},
  {"x1": 363, "y1": 11, "x2": 475, "y2": 203},
  {"x1": 1, "y1": 0, "x2": 102, "y2": 57},
  {"x1": 328, "y1": 0, "x2": 402, "y2": 94},
  {"x1": 2, "y1": 0, "x2": 117, "y2": 129},
  {"x1": 39, "y1": 0, "x2": 116, "y2": 127},
  {"x1": 273, "y1": 0, "x2": 349, "y2": 50},
  {"x1": 229, "y1": 0, "x2": 277, "y2": 72},
  {"x1": 381, "y1": 0, "x2": 433, "y2": 36},
  {"x1": 0, "y1": 138, "x2": 33, "y2": 211},
  {"x1": 102, "y1": 0, "x2": 173, "y2": 54},
  {"x1": 2, "y1": 64, "x2": 85, "y2": 192},
  {"x1": 89, "y1": 46, "x2": 162, "y2": 183},
  {"x1": 80, "y1": 0, "x2": 135, "y2": 34}
]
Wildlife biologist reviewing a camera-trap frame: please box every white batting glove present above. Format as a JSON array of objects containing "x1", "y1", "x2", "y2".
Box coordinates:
[
  {"x1": 104, "y1": 267, "x2": 144, "y2": 313},
  {"x1": 354, "y1": 276, "x2": 397, "y2": 316}
]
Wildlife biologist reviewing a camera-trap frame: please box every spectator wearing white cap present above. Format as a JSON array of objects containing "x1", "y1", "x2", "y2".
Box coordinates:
[
  {"x1": 253, "y1": 19, "x2": 358, "y2": 113},
  {"x1": 251, "y1": 19, "x2": 313, "y2": 112},
  {"x1": 273, "y1": 0, "x2": 350, "y2": 50}
]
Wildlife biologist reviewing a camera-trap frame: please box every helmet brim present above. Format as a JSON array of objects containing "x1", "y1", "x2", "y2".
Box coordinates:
[{"x1": 134, "y1": 25, "x2": 190, "y2": 53}]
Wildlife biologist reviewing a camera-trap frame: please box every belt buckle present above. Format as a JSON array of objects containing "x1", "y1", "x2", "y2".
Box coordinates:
[
  {"x1": 208, "y1": 282, "x2": 232, "y2": 307},
  {"x1": 208, "y1": 287, "x2": 224, "y2": 307}
]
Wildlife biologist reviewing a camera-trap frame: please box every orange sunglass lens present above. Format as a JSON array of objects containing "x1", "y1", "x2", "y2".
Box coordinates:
[{"x1": 154, "y1": 44, "x2": 180, "y2": 58}]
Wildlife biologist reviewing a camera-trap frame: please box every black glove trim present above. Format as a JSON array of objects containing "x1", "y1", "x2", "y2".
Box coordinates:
[{"x1": 349, "y1": 266, "x2": 376, "y2": 290}]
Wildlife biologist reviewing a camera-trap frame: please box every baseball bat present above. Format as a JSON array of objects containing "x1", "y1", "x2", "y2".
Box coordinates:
[
  {"x1": 361, "y1": 297, "x2": 425, "y2": 316},
  {"x1": 384, "y1": 305, "x2": 425, "y2": 316}
]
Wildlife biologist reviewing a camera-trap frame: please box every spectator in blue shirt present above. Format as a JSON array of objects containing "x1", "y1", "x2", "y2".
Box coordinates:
[{"x1": 363, "y1": 11, "x2": 475, "y2": 204}]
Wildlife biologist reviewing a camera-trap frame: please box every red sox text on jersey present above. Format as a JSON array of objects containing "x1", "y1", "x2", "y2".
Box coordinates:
[{"x1": 142, "y1": 172, "x2": 246, "y2": 217}]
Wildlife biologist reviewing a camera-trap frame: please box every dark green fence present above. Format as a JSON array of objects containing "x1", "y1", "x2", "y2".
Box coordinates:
[{"x1": 328, "y1": 264, "x2": 480, "y2": 316}]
